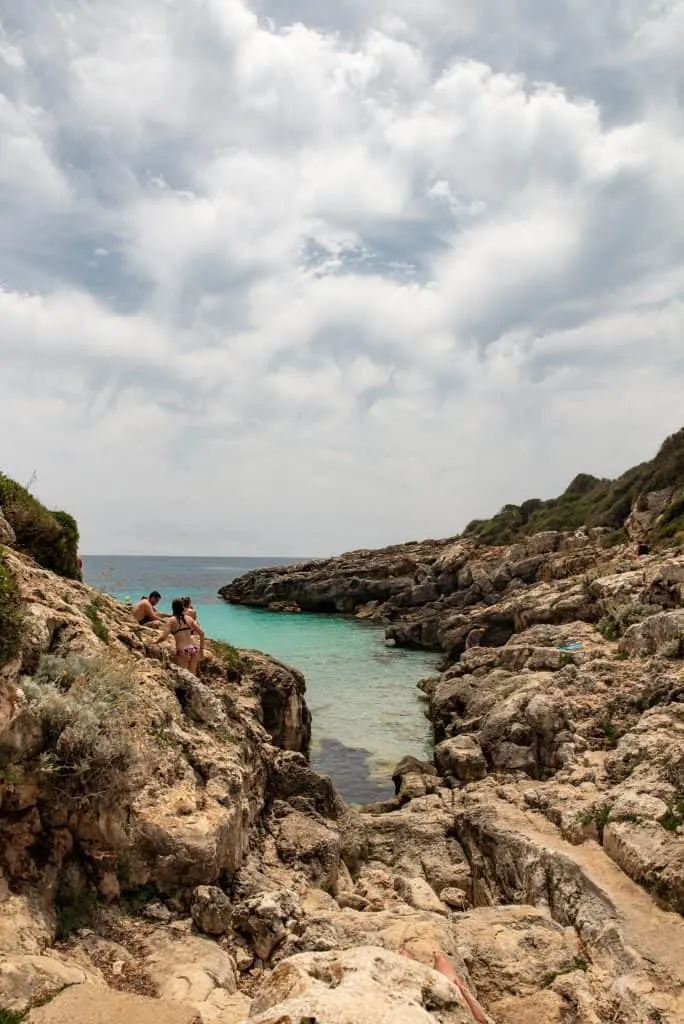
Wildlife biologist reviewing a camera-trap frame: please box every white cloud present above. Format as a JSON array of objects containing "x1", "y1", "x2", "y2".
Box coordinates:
[{"x1": 0, "y1": 0, "x2": 683, "y2": 555}]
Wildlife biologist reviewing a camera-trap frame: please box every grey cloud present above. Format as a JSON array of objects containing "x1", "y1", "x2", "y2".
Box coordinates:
[{"x1": 1, "y1": 0, "x2": 683, "y2": 554}]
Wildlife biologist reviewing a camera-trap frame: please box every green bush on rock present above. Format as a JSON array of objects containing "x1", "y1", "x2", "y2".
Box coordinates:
[
  {"x1": 0, "y1": 473, "x2": 81, "y2": 580},
  {"x1": 0, "y1": 555, "x2": 22, "y2": 666},
  {"x1": 18, "y1": 654, "x2": 137, "y2": 807}
]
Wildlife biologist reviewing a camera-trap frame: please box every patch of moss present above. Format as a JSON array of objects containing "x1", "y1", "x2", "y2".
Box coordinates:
[
  {"x1": 542, "y1": 956, "x2": 589, "y2": 987},
  {"x1": 0, "y1": 556, "x2": 22, "y2": 666},
  {"x1": 0, "y1": 473, "x2": 81, "y2": 579}
]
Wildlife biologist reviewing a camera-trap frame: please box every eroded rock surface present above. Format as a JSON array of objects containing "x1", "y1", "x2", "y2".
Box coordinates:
[{"x1": 2, "y1": 529, "x2": 684, "y2": 1023}]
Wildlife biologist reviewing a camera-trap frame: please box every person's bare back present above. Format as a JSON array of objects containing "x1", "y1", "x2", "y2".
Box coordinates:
[{"x1": 132, "y1": 591, "x2": 164, "y2": 625}]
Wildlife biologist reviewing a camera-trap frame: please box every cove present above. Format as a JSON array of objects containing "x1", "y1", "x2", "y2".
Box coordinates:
[{"x1": 83, "y1": 556, "x2": 438, "y2": 803}]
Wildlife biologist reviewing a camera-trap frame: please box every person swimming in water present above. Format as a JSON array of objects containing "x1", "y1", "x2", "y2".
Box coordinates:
[
  {"x1": 132, "y1": 591, "x2": 165, "y2": 625},
  {"x1": 156, "y1": 598, "x2": 205, "y2": 675}
]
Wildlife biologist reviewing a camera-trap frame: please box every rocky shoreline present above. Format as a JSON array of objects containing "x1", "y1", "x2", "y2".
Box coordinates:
[{"x1": 2, "y1": 499, "x2": 684, "y2": 1021}]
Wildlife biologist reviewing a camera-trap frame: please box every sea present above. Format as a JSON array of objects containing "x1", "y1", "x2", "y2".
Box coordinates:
[{"x1": 82, "y1": 555, "x2": 438, "y2": 804}]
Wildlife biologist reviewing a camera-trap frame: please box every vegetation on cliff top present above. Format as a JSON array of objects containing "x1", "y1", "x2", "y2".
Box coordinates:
[
  {"x1": 0, "y1": 472, "x2": 81, "y2": 580},
  {"x1": 464, "y1": 426, "x2": 684, "y2": 547}
]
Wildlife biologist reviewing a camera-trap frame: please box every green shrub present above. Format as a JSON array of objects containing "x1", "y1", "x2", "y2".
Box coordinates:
[
  {"x1": 598, "y1": 602, "x2": 661, "y2": 641},
  {"x1": 20, "y1": 654, "x2": 136, "y2": 806},
  {"x1": 0, "y1": 1009, "x2": 24, "y2": 1024},
  {"x1": 598, "y1": 617, "x2": 621, "y2": 641},
  {"x1": 660, "y1": 800, "x2": 684, "y2": 833},
  {"x1": 121, "y1": 883, "x2": 158, "y2": 916},
  {"x1": 55, "y1": 882, "x2": 98, "y2": 939},
  {"x1": 597, "y1": 720, "x2": 619, "y2": 748},
  {"x1": 0, "y1": 557, "x2": 22, "y2": 666},
  {"x1": 209, "y1": 639, "x2": 246, "y2": 675},
  {"x1": 84, "y1": 602, "x2": 109, "y2": 643},
  {"x1": 0, "y1": 473, "x2": 80, "y2": 579},
  {"x1": 463, "y1": 426, "x2": 684, "y2": 546},
  {"x1": 652, "y1": 490, "x2": 684, "y2": 546}
]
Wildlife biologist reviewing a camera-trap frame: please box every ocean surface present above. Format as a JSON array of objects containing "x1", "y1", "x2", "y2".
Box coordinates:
[{"x1": 82, "y1": 556, "x2": 437, "y2": 803}]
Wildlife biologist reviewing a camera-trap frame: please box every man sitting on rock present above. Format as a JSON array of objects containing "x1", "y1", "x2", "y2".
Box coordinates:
[{"x1": 132, "y1": 591, "x2": 166, "y2": 625}]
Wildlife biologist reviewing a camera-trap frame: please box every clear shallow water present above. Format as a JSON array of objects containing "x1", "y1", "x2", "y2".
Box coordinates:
[{"x1": 83, "y1": 556, "x2": 437, "y2": 803}]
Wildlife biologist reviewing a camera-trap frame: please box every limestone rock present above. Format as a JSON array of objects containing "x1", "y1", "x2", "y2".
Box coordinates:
[
  {"x1": 25, "y1": 984, "x2": 202, "y2": 1024},
  {"x1": 273, "y1": 808, "x2": 341, "y2": 893},
  {"x1": 142, "y1": 930, "x2": 238, "y2": 1017},
  {"x1": 393, "y1": 875, "x2": 446, "y2": 915},
  {"x1": 360, "y1": 793, "x2": 472, "y2": 896},
  {"x1": 190, "y1": 886, "x2": 233, "y2": 936},
  {"x1": 248, "y1": 946, "x2": 478, "y2": 1023},
  {"x1": 0, "y1": 889, "x2": 54, "y2": 954},
  {"x1": 231, "y1": 889, "x2": 301, "y2": 961},
  {"x1": 619, "y1": 608, "x2": 684, "y2": 657},
  {"x1": 0, "y1": 954, "x2": 103, "y2": 1013},
  {"x1": 452, "y1": 905, "x2": 581, "y2": 1003},
  {"x1": 435, "y1": 737, "x2": 487, "y2": 782},
  {"x1": 440, "y1": 887, "x2": 470, "y2": 910}
]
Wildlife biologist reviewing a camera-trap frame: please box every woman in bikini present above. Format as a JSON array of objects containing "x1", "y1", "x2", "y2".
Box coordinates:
[{"x1": 156, "y1": 598, "x2": 205, "y2": 675}]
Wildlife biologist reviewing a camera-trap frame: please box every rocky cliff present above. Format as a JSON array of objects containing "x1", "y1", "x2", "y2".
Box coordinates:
[
  {"x1": 2, "y1": 498, "x2": 684, "y2": 1021},
  {"x1": 219, "y1": 427, "x2": 684, "y2": 664}
]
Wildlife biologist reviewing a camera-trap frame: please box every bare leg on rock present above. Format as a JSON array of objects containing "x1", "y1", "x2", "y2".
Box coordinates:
[
  {"x1": 433, "y1": 953, "x2": 490, "y2": 1024},
  {"x1": 400, "y1": 949, "x2": 490, "y2": 1024}
]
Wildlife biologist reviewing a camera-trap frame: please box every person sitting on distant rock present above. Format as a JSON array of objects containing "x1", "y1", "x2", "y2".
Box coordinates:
[
  {"x1": 156, "y1": 598, "x2": 205, "y2": 675},
  {"x1": 132, "y1": 591, "x2": 165, "y2": 625}
]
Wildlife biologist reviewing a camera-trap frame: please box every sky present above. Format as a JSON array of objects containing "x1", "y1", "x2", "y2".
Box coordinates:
[{"x1": 1, "y1": 0, "x2": 683, "y2": 556}]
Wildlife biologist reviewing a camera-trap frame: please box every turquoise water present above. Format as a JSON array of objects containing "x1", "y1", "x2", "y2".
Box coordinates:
[{"x1": 83, "y1": 556, "x2": 437, "y2": 802}]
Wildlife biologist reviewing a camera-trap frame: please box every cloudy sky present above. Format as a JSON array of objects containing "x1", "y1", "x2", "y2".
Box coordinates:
[{"x1": 1, "y1": 0, "x2": 683, "y2": 556}]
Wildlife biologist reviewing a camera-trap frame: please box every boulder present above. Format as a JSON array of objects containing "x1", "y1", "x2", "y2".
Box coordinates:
[
  {"x1": 0, "y1": 954, "x2": 102, "y2": 1013},
  {"x1": 435, "y1": 737, "x2": 487, "y2": 782},
  {"x1": 231, "y1": 889, "x2": 301, "y2": 961},
  {"x1": 142, "y1": 930, "x2": 238, "y2": 1016},
  {"x1": 248, "y1": 946, "x2": 477, "y2": 1023},
  {"x1": 393, "y1": 875, "x2": 446, "y2": 915},
  {"x1": 274, "y1": 808, "x2": 342, "y2": 893},
  {"x1": 190, "y1": 885, "x2": 232, "y2": 936},
  {"x1": 619, "y1": 609, "x2": 684, "y2": 657}
]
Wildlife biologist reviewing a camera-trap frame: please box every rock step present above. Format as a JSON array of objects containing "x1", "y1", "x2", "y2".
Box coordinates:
[
  {"x1": 26, "y1": 985, "x2": 202, "y2": 1024},
  {"x1": 457, "y1": 796, "x2": 684, "y2": 1019}
]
